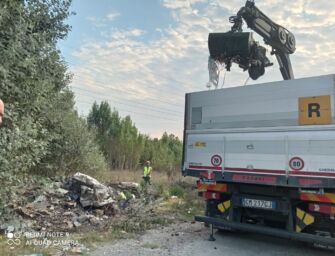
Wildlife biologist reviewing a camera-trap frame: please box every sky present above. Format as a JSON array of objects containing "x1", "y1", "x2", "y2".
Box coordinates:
[{"x1": 58, "y1": 0, "x2": 335, "y2": 139}]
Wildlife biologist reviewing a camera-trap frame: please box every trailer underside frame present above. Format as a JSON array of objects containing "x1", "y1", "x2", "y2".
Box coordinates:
[{"x1": 195, "y1": 215, "x2": 335, "y2": 250}]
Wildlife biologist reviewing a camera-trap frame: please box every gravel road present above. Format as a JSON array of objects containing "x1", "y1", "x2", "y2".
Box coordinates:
[{"x1": 91, "y1": 221, "x2": 333, "y2": 256}]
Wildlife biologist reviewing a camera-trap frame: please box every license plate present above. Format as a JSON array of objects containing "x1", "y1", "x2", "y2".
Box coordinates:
[{"x1": 241, "y1": 198, "x2": 276, "y2": 210}]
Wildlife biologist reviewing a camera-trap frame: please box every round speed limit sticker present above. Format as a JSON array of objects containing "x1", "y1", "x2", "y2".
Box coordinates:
[
  {"x1": 211, "y1": 154, "x2": 222, "y2": 167},
  {"x1": 289, "y1": 157, "x2": 304, "y2": 171}
]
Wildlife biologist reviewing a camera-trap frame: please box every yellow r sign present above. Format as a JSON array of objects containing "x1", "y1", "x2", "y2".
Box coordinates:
[{"x1": 299, "y1": 95, "x2": 332, "y2": 125}]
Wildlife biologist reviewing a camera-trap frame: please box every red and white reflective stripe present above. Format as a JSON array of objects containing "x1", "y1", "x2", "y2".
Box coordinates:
[
  {"x1": 309, "y1": 203, "x2": 335, "y2": 215},
  {"x1": 232, "y1": 174, "x2": 277, "y2": 184},
  {"x1": 202, "y1": 191, "x2": 220, "y2": 200},
  {"x1": 189, "y1": 165, "x2": 222, "y2": 170},
  {"x1": 225, "y1": 167, "x2": 286, "y2": 175},
  {"x1": 226, "y1": 167, "x2": 335, "y2": 178},
  {"x1": 298, "y1": 179, "x2": 322, "y2": 186},
  {"x1": 291, "y1": 171, "x2": 335, "y2": 178},
  {"x1": 189, "y1": 165, "x2": 335, "y2": 178}
]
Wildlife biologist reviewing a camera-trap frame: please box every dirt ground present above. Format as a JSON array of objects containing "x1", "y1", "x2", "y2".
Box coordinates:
[{"x1": 91, "y1": 221, "x2": 333, "y2": 256}]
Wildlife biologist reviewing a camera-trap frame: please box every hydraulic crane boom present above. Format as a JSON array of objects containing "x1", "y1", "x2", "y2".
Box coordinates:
[
  {"x1": 238, "y1": 0, "x2": 295, "y2": 79},
  {"x1": 207, "y1": 0, "x2": 296, "y2": 88}
]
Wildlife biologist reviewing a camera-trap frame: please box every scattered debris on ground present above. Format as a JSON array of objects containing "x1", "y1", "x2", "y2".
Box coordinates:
[
  {"x1": 0, "y1": 172, "x2": 168, "y2": 254},
  {"x1": 0, "y1": 172, "x2": 152, "y2": 233},
  {"x1": 0, "y1": 172, "x2": 199, "y2": 255}
]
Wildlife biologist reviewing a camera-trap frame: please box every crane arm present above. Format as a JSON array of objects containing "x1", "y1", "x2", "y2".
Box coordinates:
[
  {"x1": 207, "y1": 0, "x2": 296, "y2": 87},
  {"x1": 238, "y1": 0, "x2": 295, "y2": 80}
]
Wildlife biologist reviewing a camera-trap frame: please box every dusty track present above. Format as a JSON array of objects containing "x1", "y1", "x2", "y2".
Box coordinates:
[{"x1": 91, "y1": 221, "x2": 332, "y2": 256}]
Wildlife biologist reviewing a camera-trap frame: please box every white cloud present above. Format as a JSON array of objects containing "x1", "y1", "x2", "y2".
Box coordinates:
[
  {"x1": 162, "y1": 0, "x2": 191, "y2": 9},
  {"x1": 106, "y1": 12, "x2": 120, "y2": 21},
  {"x1": 87, "y1": 11, "x2": 121, "y2": 28},
  {"x1": 110, "y1": 28, "x2": 145, "y2": 39},
  {"x1": 86, "y1": 16, "x2": 107, "y2": 28}
]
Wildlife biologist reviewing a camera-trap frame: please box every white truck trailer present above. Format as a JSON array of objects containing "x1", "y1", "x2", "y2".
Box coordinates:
[{"x1": 182, "y1": 74, "x2": 335, "y2": 247}]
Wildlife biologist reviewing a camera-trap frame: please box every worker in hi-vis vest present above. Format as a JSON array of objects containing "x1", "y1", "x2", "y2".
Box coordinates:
[
  {"x1": 143, "y1": 161, "x2": 152, "y2": 185},
  {"x1": 0, "y1": 99, "x2": 4, "y2": 125}
]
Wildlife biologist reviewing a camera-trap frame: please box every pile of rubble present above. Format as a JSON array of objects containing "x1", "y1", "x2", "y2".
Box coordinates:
[{"x1": 1, "y1": 172, "x2": 142, "y2": 234}]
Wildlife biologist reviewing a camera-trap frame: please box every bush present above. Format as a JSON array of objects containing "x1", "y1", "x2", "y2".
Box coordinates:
[
  {"x1": 169, "y1": 184, "x2": 185, "y2": 198},
  {"x1": 0, "y1": 114, "x2": 49, "y2": 173},
  {"x1": 35, "y1": 112, "x2": 107, "y2": 176}
]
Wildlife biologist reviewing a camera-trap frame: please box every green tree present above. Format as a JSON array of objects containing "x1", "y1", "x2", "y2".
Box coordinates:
[
  {"x1": 0, "y1": 0, "x2": 107, "y2": 175},
  {"x1": 87, "y1": 102, "x2": 183, "y2": 171}
]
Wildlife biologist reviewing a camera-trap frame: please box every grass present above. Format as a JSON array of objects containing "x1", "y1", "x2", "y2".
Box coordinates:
[
  {"x1": 169, "y1": 184, "x2": 186, "y2": 198},
  {"x1": 92, "y1": 168, "x2": 194, "y2": 186},
  {"x1": 152, "y1": 175, "x2": 205, "y2": 222},
  {"x1": 158, "y1": 187, "x2": 205, "y2": 221},
  {"x1": 74, "y1": 225, "x2": 136, "y2": 248}
]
